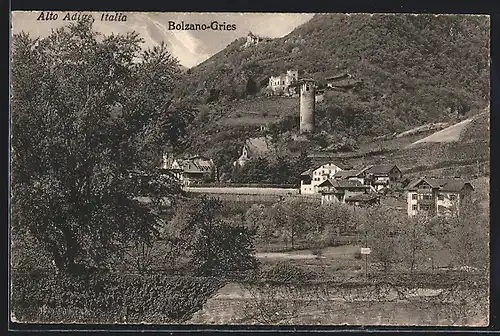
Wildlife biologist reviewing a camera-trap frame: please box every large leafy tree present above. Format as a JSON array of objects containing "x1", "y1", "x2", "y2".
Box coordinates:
[{"x1": 11, "y1": 20, "x2": 193, "y2": 274}]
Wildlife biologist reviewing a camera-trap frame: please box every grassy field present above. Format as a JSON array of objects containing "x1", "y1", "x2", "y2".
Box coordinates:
[
  {"x1": 188, "y1": 242, "x2": 486, "y2": 325},
  {"x1": 219, "y1": 96, "x2": 299, "y2": 127}
]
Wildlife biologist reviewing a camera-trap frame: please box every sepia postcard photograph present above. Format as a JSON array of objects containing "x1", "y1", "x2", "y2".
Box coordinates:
[{"x1": 9, "y1": 11, "x2": 490, "y2": 327}]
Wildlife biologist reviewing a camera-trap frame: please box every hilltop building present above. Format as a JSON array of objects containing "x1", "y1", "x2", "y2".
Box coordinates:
[
  {"x1": 299, "y1": 78, "x2": 316, "y2": 134},
  {"x1": 406, "y1": 177, "x2": 474, "y2": 217},
  {"x1": 325, "y1": 72, "x2": 362, "y2": 91},
  {"x1": 268, "y1": 70, "x2": 299, "y2": 96},
  {"x1": 244, "y1": 32, "x2": 263, "y2": 48}
]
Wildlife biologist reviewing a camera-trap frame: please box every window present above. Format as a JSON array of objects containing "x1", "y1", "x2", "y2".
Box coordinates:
[
  {"x1": 305, "y1": 85, "x2": 310, "y2": 91},
  {"x1": 438, "y1": 194, "x2": 444, "y2": 201},
  {"x1": 420, "y1": 204, "x2": 431, "y2": 211},
  {"x1": 412, "y1": 194, "x2": 417, "y2": 200},
  {"x1": 412, "y1": 204, "x2": 417, "y2": 211},
  {"x1": 422, "y1": 194, "x2": 432, "y2": 200},
  {"x1": 450, "y1": 195, "x2": 457, "y2": 201}
]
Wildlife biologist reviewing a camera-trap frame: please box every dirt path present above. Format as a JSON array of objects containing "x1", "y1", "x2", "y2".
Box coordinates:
[{"x1": 407, "y1": 118, "x2": 473, "y2": 148}]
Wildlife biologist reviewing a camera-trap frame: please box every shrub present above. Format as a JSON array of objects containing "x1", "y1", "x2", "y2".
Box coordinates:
[
  {"x1": 256, "y1": 262, "x2": 316, "y2": 284},
  {"x1": 11, "y1": 271, "x2": 225, "y2": 324},
  {"x1": 354, "y1": 250, "x2": 363, "y2": 260}
]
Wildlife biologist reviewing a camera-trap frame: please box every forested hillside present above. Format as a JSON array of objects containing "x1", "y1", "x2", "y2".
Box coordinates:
[{"x1": 178, "y1": 13, "x2": 489, "y2": 174}]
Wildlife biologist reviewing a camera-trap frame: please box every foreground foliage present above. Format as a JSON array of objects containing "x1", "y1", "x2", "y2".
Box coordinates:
[
  {"x1": 11, "y1": 20, "x2": 192, "y2": 274},
  {"x1": 11, "y1": 271, "x2": 225, "y2": 323}
]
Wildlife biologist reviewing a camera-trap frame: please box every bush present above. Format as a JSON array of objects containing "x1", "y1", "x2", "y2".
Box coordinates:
[
  {"x1": 11, "y1": 271, "x2": 225, "y2": 324},
  {"x1": 256, "y1": 262, "x2": 316, "y2": 284},
  {"x1": 354, "y1": 250, "x2": 363, "y2": 260}
]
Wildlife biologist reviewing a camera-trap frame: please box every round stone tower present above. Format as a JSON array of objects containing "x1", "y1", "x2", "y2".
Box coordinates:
[{"x1": 299, "y1": 79, "x2": 315, "y2": 134}]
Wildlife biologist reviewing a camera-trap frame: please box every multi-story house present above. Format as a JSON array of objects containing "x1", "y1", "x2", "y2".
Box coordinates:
[
  {"x1": 161, "y1": 156, "x2": 215, "y2": 186},
  {"x1": 406, "y1": 177, "x2": 474, "y2": 217},
  {"x1": 299, "y1": 162, "x2": 345, "y2": 194},
  {"x1": 317, "y1": 179, "x2": 377, "y2": 206},
  {"x1": 357, "y1": 164, "x2": 403, "y2": 191},
  {"x1": 268, "y1": 70, "x2": 299, "y2": 95}
]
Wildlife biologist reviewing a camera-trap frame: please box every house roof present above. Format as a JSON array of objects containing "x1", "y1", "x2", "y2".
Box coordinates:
[
  {"x1": 300, "y1": 162, "x2": 348, "y2": 177},
  {"x1": 175, "y1": 157, "x2": 214, "y2": 174},
  {"x1": 300, "y1": 168, "x2": 314, "y2": 177},
  {"x1": 361, "y1": 164, "x2": 400, "y2": 175},
  {"x1": 325, "y1": 73, "x2": 350, "y2": 81},
  {"x1": 319, "y1": 179, "x2": 368, "y2": 189},
  {"x1": 406, "y1": 178, "x2": 474, "y2": 192},
  {"x1": 332, "y1": 170, "x2": 361, "y2": 179}
]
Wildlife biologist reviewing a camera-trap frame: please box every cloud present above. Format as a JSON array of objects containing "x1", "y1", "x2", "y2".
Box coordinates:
[{"x1": 11, "y1": 11, "x2": 314, "y2": 68}]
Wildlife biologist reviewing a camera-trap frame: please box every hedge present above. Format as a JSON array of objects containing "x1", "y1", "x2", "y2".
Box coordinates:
[{"x1": 11, "y1": 270, "x2": 225, "y2": 324}]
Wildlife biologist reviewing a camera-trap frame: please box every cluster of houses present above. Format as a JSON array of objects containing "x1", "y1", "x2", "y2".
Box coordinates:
[
  {"x1": 300, "y1": 162, "x2": 474, "y2": 217},
  {"x1": 158, "y1": 154, "x2": 474, "y2": 218}
]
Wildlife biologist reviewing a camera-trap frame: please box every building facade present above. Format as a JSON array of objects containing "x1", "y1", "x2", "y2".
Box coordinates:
[
  {"x1": 268, "y1": 70, "x2": 299, "y2": 95},
  {"x1": 318, "y1": 179, "x2": 375, "y2": 206},
  {"x1": 406, "y1": 178, "x2": 474, "y2": 217},
  {"x1": 299, "y1": 162, "x2": 344, "y2": 194},
  {"x1": 244, "y1": 32, "x2": 262, "y2": 47},
  {"x1": 357, "y1": 164, "x2": 403, "y2": 191},
  {"x1": 161, "y1": 156, "x2": 215, "y2": 186}
]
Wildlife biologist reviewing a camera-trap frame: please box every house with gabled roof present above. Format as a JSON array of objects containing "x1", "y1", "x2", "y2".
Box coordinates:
[
  {"x1": 162, "y1": 155, "x2": 215, "y2": 186},
  {"x1": 317, "y1": 179, "x2": 377, "y2": 206},
  {"x1": 299, "y1": 162, "x2": 345, "y2": 194},
  {"x1": 406, "y1": 177, "x2": 474, "y2": 217},
  {"x1": 357, "y1": 164, "x2": 403, "y2": 191}
]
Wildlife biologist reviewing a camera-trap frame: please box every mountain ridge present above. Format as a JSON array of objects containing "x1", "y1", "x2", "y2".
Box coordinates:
[{"x1": 176, "y1": 13, "x2": 489, "y2": 177}]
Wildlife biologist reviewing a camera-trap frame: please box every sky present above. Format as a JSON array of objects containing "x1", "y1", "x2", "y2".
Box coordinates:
[{"x1": 11, "y1": 11, "x2": 314, "y2": 68}]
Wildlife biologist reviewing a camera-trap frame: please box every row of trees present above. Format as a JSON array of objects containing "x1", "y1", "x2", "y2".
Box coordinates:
[
  {"x1": 232, "y1": 152, "x2": 311, "y2": 185},
  {"x1": 242, "y1": 198, "x2": 488, "y2": 273}
]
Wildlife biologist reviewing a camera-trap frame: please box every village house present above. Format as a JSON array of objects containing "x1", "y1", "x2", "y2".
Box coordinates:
[
  {"x1": 299, "y1": 162, "x2": 345, "y2": 194},
  {"x1": 331, "y1": 169, "x2": 365, "y2": 184},
  {"x1": 160, "y1": 155, "x2": 215, "y2": 186},
  {"x1": 406, "y1": 177, "x2": 474, "y2": 217},
  {"x1": 317, "y1": 179, "x2": 378, "y2": 206},
  {"x1": 356, "y1": 164, "x2": 403, "y2": 191},
  {"x1": 268, "y1": 70, "x2": 299, "y2": 96}
]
